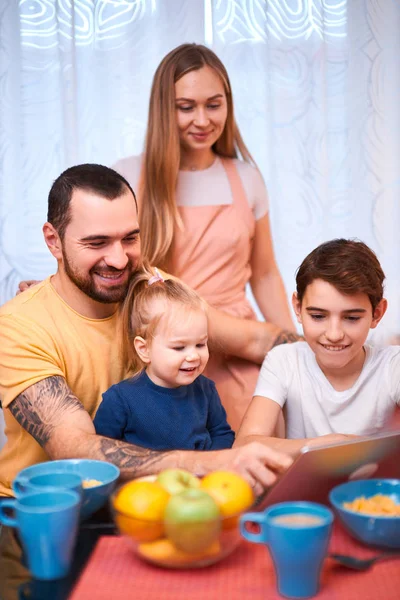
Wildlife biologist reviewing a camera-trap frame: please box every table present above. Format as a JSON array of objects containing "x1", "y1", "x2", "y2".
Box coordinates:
[{"x1": 1, "y1": 505, "x2": 399, "y2": 600}]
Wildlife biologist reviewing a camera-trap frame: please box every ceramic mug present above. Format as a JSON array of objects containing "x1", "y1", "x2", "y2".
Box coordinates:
[
  {"x1": 0, "y1": 490, "x2": 80, "y2": 580},
  {"x1": 240, "y1": 501, "x2": 334, "y2": 599},
  {"x1": 13, "y1": 471, "x2": 83, "y2": 499}
]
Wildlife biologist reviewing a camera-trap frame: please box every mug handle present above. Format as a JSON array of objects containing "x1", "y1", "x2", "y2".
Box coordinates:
[
  {"x1": 13, "y1": 477, "x2": 29, "y2": 495},
  {"x1": 240, "y1": 512, "x2": 267, "y2": 544},
  {"x1": 0, "y1": 500, "x2": 17, "y2": 527}
]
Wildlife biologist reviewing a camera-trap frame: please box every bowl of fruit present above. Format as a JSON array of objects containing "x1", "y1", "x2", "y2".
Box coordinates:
[{"x1": 110, "y1": 469, "x2": 255, "y2": 568}]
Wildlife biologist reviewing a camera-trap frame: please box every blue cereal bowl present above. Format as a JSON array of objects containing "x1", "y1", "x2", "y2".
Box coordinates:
[
  {"x1": 13, "y1": 459, "x2": 120, "y2": 521},
  {"x1": 329, "y1": 479, "x2": 400, "y2": 549}
]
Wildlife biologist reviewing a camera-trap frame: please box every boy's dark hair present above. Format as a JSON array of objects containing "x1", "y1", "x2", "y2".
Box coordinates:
[
  {"x1": 296, "y1": 239, "x2": 385, "y2": 311},
  {"x1": 47, "y1": 164, "x2": 137, "y2": 240}
]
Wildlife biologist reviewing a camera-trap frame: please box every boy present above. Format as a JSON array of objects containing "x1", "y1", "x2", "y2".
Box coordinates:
[{"x1": 235, "y1": 239, "x2": 400, "y2": 456}]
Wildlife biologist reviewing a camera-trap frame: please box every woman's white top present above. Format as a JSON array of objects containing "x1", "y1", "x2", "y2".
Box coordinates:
[{"x1": 113, "y1": 154, "x2": 269, "y2": 221}]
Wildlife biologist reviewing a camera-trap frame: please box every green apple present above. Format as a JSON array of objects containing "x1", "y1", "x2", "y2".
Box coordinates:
[
  {"x1": 157, "y1": 468, "x2": 200, "y2": 496},
  {"x1": 164, "y1": 488, "x2": 221, "y2": 554}
]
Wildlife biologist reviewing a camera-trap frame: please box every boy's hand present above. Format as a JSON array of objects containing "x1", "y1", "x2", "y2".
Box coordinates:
[{"x1": 307, "y1": 433, "x2": 358, "y2": 448}]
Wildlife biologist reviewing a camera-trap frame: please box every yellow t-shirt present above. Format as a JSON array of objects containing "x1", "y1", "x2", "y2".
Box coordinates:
[{"x1": 0, "y1": 278, "x2": 129, "y2": 496}]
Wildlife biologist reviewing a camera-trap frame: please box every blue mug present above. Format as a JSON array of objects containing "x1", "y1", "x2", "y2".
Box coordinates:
[
  {"x1": 240, "y1": 501, "x2": 333, "y2": 599},
  {"x1": 0, "y1": 490, "x2": 80, "y2": 580},
  {"x1": 14, "y1": 472, "x2": 83, "y2": 499}
]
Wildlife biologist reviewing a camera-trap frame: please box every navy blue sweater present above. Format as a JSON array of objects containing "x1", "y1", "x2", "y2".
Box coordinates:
[{"x1": 93, "y1": 371, "x2": 234, "y2": 450}]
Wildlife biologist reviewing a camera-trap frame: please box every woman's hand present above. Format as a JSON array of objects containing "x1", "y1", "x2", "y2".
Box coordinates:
[{"x1": 16, "y1": 280, "x2": 41, "y2": 295}]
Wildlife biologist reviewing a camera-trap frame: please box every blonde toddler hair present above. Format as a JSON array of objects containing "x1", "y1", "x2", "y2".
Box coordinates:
[{"x1": 120, "y1": 264, "x2": 206, "y2": 374}]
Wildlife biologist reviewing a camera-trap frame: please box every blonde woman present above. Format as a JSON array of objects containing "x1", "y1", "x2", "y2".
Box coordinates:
[{"x1": 115, "y1": 43, "x2": 298, "y2": 432}]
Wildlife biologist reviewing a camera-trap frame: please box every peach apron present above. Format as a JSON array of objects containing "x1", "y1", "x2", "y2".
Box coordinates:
[{"x1": 170, "y1": 158, "x2": 260, "y2": 432}]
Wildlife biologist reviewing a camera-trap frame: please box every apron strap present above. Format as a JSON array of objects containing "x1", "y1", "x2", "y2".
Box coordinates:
[{"x1": 220, "y1": 157, "x2": 255, "y2": 235}]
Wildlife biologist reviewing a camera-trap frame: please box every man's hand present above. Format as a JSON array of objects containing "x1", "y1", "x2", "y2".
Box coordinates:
[
  {"x1": 225, "y1": 442, "x2": 293, "y2": 496},
  {"x1": 190, "y1": 442, "x2": 293, "y2": 497},
  {"x1": 16, "y1": 280, "x2": 41, "y2": 294}
]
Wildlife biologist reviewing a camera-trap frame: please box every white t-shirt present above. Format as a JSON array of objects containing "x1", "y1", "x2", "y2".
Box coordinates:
[
  {"x1": 254, "y1": 342, "x2": 400, "y2": 438},
  {"x1": 113, "y1": 154, "x2": 269, "y2": 221}
]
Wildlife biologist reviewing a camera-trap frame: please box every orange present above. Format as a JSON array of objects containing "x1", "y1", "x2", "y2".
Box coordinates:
[
  {"x1": 138, "y1": 537, "x2": 221, "y2": 567},
  {"x1": 113, "y1": 480, "x2": 170, "y2": 543},
  {"x1": 200, "y1": 471, "x2": 254, "y2": 529}
]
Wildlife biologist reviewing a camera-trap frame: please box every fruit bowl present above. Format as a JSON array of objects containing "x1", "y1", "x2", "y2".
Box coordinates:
[
  {"x1": 110, "y1": 470, "x2": 254, "y2": 568},
  {"x1": 329, "y1": 478, "x2": 400, "y2": 549}
]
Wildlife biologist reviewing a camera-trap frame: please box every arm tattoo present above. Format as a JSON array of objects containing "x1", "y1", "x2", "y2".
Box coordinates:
[
  {"x1": 272, "y1": 330, "x2": 304, "y2": 348},
  {"x1": 99, "y1": 438, "x2": 164, "y2": 473},
  {"x1": 9, "y1": 376, "x2": 85, "y2": 447},
  {"x1": 9, "y1": 376, "x2": 173, "y2": 476}
]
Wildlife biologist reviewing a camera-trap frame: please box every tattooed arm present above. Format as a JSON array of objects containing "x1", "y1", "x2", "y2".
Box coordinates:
[
  {"x1": 9, "y1": 376, "x2": 176, "y2": 479},
  {"x1": 8, "y1": 376, "x2": 292, "y2": 489},
  {"x1": 207, "y1": 304, "x2": 303, "y2": 365},
  {"x1": 271, "y1": 330, "x2": 304, "y2": 347}
]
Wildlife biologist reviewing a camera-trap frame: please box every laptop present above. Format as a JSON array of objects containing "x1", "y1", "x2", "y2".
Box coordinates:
[{"x1": 254, "y1": 429, "x2": 400, "y2": 511}]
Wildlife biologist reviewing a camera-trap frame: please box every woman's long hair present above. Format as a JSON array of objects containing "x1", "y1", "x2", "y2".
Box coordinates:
[
  {"x1": 139, "y1": 43, "x2": 255, "y2": 270},
  {"x1": 120, "y1": 264, "x2": 205, "y2": 375}
]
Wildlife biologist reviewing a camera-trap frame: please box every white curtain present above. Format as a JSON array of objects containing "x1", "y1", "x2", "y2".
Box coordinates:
[{"x1": 0, "y1": 0, "x2": 399, "y2": 343}]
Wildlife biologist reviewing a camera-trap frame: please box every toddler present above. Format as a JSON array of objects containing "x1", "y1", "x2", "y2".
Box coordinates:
[{"x1": 94, "y1": 267, "x2": 234, "y2": 450}]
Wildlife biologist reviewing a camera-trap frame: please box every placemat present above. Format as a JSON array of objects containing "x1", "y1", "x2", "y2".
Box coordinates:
[{"x1": 69, "y1": 524, "x2": 400, "y2": 600}]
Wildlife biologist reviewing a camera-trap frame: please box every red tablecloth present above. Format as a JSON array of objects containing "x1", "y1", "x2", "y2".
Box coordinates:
[{"x1": 69, "y1": 524, "x2": 400, "y2": 600}]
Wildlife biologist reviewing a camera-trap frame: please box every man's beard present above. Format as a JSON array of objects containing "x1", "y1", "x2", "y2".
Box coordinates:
[{"x1": 62, "y1": 249, "x2": 135, "y2": 304}]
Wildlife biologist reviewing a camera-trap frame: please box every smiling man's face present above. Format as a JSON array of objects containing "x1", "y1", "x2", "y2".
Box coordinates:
[{"x1": 60, "y1": 187, "x2": 141, "y2": 304}]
